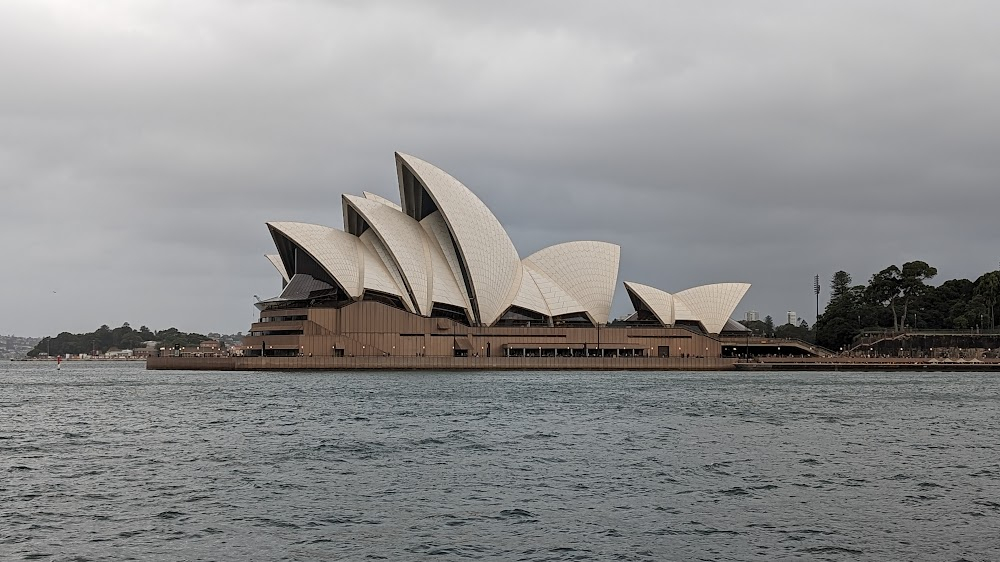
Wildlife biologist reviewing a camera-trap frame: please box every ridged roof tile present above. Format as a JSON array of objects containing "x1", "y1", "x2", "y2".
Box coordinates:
[
  {"x1": 397, "y1": 153, "x2": 521, "y2": 325},
  {"x1": 344, "y1": 194, "x2": 432, "y2": 315},
  {"x1": 674, "y1": 283, "x2": 751, "y2": 334},
  {"x1": 524, "y1": 241, "x2": 620, "y2": 325},
  {"x1": 623, "y1": 282, "x2": 674, "y2": 325},
  {"x1": 267, "y1": 221, "x2": 363, "y2": 297}
]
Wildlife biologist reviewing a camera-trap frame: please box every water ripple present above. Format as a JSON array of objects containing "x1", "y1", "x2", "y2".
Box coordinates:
[{"x1": 2, "y1": 362, "x2": 1000, "y2": 560}]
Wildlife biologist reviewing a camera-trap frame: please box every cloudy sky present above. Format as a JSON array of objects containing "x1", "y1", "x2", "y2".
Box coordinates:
[{"x1": 2, "y1": 1, "x2": 999, "y2": 337}]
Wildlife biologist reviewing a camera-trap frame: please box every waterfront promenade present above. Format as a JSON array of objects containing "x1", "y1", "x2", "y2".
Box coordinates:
[
  {"x1": 147, "y1": 355, "x2": 736, "y2": 371},
  {"x1": 736, "y1": 356, "x2": 1000, "y2": 371},
  {"x1": 146, "y1": 355, "x2": 1000, "y2": 372}
]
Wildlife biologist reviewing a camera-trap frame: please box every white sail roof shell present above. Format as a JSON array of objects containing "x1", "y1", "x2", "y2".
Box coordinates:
[
  {"x1": 523, "y1": 241, "x2": 620, "y2": 325},
  {"x1": 674, "y1": 282, "x2": 751, "y2": 334},
  {"x1": 265, "y1": 254, "x2": 290, "y2": 283},
  {"x1": 672, "y1": 297, "x2": 696, "y2": 321},
  {"x1": 359, "y1": 230, "x2": 415, "y2": 312},
  {"x1": 419, "y1": 211, "x2": 473, "y2": 314},
  {"x1": 267, "y1": 222, "x2": 364, "y2": 297},
  {"x1": 423, "y1": 236, "x2": 472, "y2": 314},
  {"x1": 524, "y1": 265, "x2": 585, "y2": 318},
  {"x1": 510, "y1": 266, "x2": 551, "y2": 317},
  {"x1": 362, "y1": 191, "x2": 402, "y2": 211},
  {"x1": 397, "y1": 153, "x2": 521, "y2": 325},
  {"x1": 623, "y1": 281, "x2": 675, "y2": 325},
  {"x1": 344, "y1": 194, "x2": 433, "y2": 315},
  {"x1": 358, "y1": 239, "x2": 407, "y2": 302}
]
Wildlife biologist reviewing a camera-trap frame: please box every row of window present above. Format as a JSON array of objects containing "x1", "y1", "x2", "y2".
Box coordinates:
[{"x1": 259, "y1": 315, "x2": 308, "y2": 323}]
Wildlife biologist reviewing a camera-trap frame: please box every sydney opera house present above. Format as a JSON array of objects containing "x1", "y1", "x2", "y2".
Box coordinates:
[{"x1": 241, "y1": 153, "x2": 750, "y2": 362}]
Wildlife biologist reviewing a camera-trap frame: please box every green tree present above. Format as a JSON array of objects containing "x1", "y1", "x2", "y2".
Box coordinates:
[
  {"x1": 868, "y1": 265, "x2": 902, "y2": 330},
  {"x1": 737, "y1": 320, "x2": 767, "y2": 336},
  {"x1": 816, "y1": 270, "x2": 863, "y2": 349},
  {"x1": 950, "y1": 295, "x2": 988, "y2": 329},
  {"x1": 831, "y1": 271, "x2": 853, "y2": 301},
  {"x1": 120, "y1": 332, "x2": 143, "y2": 350},
  {"x1": 763, "y1": 315, "x2": 775, "y2": 336},
  {"x1": 898, "y1": 261, "x2": 937, "y2": 328},
  {"x1": 28, "y1": 325, "x2": 210, "y2": 356},
  {"x1": 917, "y1": 279, "x2": 971, "y2": 329},
  {"x1": 775, "y1": 321, "x2": 815, "y2": 343},
  {"x1": 974, "y1": 271, "x2": 1000, "y2": 329}
]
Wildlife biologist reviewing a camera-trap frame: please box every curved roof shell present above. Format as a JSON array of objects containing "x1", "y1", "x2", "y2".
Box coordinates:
[
  {"x1": 523, "y1": 265, "x2": 585, "y2": 318},
  {"x1": 524, "y1": 241, "x2": 620, "y2": 325},
  {"x1": 672, "y1": 296, "x2": 696, "y2": 322},
  {"x1": 396, "y1": 152, "x2": 521, "y2": 325},
  {"x1": 358, "y1": 230, "x2": 415, "y2": 312},
  {"x1": 362, "y1": 191, "x2": 402, "y2": 211},
  {"x1": 419, "y1": 211, "x2": 474, "y2": 314},
  {"x1": 625, "y1": 281, "x2": 750, "y2": 334},
  {"x1": 343, "y1": 194, "x2": 433, "y2": 315},
  {"x1": 674, "y1": 283, "x2": 751, "y2": 334},
  {"x1": 265, "y1": 254, "x2": 290, "y2": 283},
  {"x1": 267, "y1": 221, "x2": 364, "y2": 298},
  {"x1": 359, "y1": 241, "x2": 408, "y2": 302},
  {"x1": 510, "y1": 266, "x2": 551, "y2": 317},
  {"x1": 623, "y1": 281, "x2": 674, "y2": 325}
]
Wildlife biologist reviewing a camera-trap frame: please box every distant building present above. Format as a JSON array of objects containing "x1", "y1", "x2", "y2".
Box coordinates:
[
  {"x1": 787, "y1": 311, "x2": 797, "y2": 326},
  {"x1": 745, "y1": 310, "x2": 759, "y2": 322}
]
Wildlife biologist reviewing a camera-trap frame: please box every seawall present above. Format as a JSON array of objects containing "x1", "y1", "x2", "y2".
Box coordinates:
[
  {"x1": 147, "y1": 356, "x2": 1000, "y2": 372},
  {"x1": 146, "y1": 356, "x2": 736, "y2": 371}
]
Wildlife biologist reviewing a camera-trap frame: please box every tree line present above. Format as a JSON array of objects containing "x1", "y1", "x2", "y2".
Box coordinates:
[
  {"x1": 813, "y1": 261, "x2": 999, "y2": 350},
  {"x1": 740, "y1": 316, "x2": 815, "y2": 343},
  {"x1": 736, "y1": 261, "x2": 1000, "y2": 351},
  {"x1": 28, "y1": 323, "x2": 211, "y2": 357}
]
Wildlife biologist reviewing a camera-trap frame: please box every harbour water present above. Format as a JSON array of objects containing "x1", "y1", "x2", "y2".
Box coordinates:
[{"x1": 2, "y1": 362, "x2": 999, "y2": 560}]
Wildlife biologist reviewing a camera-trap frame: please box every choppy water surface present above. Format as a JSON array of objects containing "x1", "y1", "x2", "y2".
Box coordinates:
[{"x1": 2, "y1": 363, "x2": 1000, "y2": 561}]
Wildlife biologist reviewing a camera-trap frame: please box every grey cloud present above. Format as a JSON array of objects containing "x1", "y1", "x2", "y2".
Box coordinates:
[{"x1": 2, "y1": 0, "x2": 999, "y2": 336}]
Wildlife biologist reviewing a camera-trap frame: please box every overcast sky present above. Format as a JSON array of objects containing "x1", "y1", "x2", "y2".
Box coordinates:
[{"x1": 3, "y1": 0, "x2": 999, "y2": 337}]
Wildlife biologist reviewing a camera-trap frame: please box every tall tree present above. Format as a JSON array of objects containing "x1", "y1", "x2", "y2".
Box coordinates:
[
  {"x1": 830, "y1": 271, "x2": 853, "y2": 302},
  {"x1": 867, "y1": 265, "x2": 903, "y2": 330},
  {"x1": 975, "y1": 271, "x2": 1000, "y2": 329},
  {"x1": 898, "y1": 261, "x2": 937, "y2": 328},
  {"x1": 816, "y1": 270, "x2": 862, "y2": 349}
]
